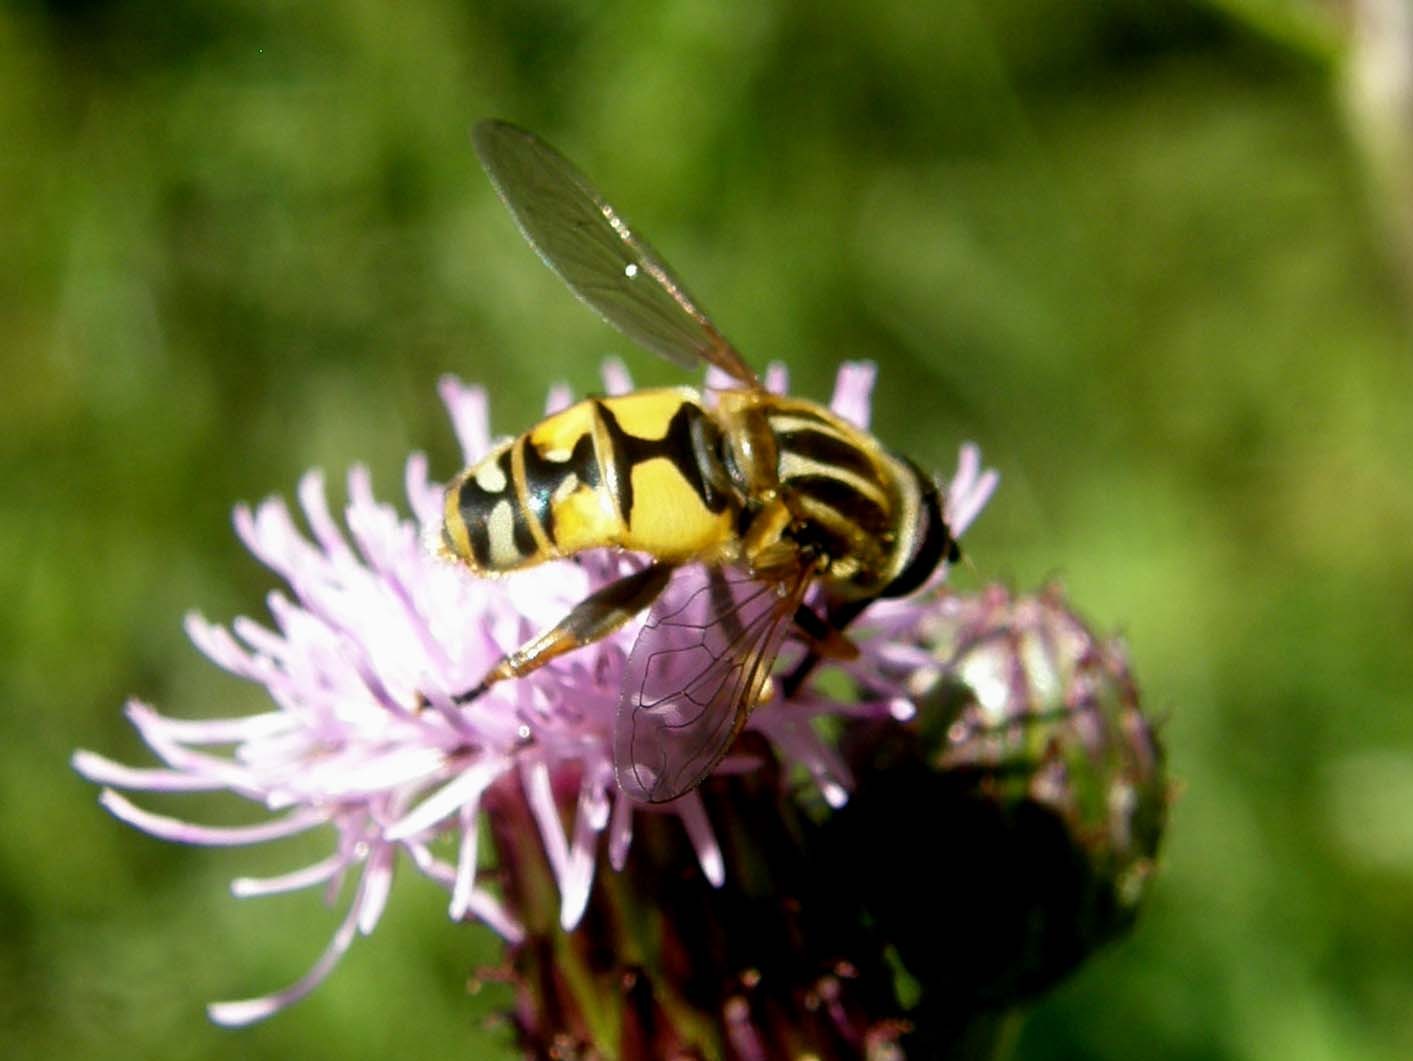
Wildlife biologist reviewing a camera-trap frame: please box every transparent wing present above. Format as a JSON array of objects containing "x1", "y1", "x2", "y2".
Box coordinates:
[
  {"x1": 473, "y1": 119, "x2": 760, "y2": 389},
  {"x1": 614, "y1": 563, "x2": 811, "y2": 803}
]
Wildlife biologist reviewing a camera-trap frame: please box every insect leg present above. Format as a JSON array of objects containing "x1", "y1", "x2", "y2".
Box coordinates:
[
  {"x1": 780, "y1": 595, "x2": 875, "y2": 699},
  {"x1": 454, "y1": 562, "x2": 674, "y2": 704},
  {"x1": 740, "y1": 498, "x2": 793, "y2": 565},
  {"x1": 790, "y1": 602, "x2": 861, "y2": 662}
]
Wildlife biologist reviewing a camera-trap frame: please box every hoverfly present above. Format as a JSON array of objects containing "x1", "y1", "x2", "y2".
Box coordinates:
[{"x1": 442, "y1": 120, "x2": 959, "y2": 803}]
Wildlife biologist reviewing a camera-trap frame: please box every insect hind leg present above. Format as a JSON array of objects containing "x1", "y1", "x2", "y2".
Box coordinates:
[{"x1": 452, "y1": 562, "x2": 675, "y2": 705}]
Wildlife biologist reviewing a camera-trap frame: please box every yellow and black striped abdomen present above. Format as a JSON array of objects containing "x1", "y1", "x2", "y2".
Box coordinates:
[{"x1": 442, "y1": 388, "x2": 739, "y2": 574}]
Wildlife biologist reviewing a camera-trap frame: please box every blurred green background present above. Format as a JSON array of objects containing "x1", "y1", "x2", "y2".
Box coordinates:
[{"x1": 5, "y1": 0, "x2": 1413, "y2": 1058}]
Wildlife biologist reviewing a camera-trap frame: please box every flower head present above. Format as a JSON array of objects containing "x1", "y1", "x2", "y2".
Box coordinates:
[
  {"x1": 73, "y1": 360, "x2": 998, "y2": 1026},
  {"x1": 824, "y1": 582, "x2": 1169, "y2": 1033}
]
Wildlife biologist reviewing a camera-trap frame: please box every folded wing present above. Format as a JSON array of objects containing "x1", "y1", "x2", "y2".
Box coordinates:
[{"x1": 614, "y1": 564, "x2": 809, "y2": 803}]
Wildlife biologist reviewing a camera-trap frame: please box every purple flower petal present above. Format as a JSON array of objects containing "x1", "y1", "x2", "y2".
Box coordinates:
[
  {"x1": 231, "y1": 854, "x2": 345, "y2": 898},
  {"x1": 386, "y1": 758, "x2": 507, "y2": 841},
  {"x1": 600, "y1": 357, "x2": 633, "y2": 395},
  {"x1": 405, "y1": 452, "x2": 440, "y2": 529},
  {"x1": 99, "y1": 790, "x2": 327, "y2": 846},
  {"x1": 607, "y1": 789, "x2": 634, "y2": 872},
  {"x1": 945, "y1": 442, "x2": 1000, "y2": 538},
  {"x1": 764, "y1": 361, "x2": 789, "y2": 395},
  {"x1": 298, "y1": 469, "x2": 356, "y2": 566},
  {"x1": 356, "y1": 843, "x2": 396, "y2": 935},
  {"x1": 71, "y1": 750, "x2": 229, "y2": 793},
  {"x1": 449, "y1": 801, "x2": 481, "y2": 921},
  {"x1": 828, "y1": 360, "x2": 876, "y2": 428},
  {"x1": 520, "y1": 757, "x2": 571, "y2": 890},
  {"x1": 704, "y1": 365, "x2": 737, "y2": 392},
  {"x1": 437, "y1": 376, "x2": 491, "y2": 463},
  {"x1": 754, "y1": 716, "x2": 852, "y2": 808},
  {"x1": 674, "y1": 792, "x2": 725, "y2": 888},
  {"x1": 544, "y1": 382, "x2": 574, "y2": 414},
  {"x1": 207, "y1": 887, "x2": 363, "y2": 1027}
]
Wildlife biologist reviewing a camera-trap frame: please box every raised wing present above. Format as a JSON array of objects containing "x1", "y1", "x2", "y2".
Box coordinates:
[
  {"x1": 473, "y1": 119, "x2": 760, "y2": 389},
  {"x1": 614, "y1": 564, "x2": 811, "y2": 803}
]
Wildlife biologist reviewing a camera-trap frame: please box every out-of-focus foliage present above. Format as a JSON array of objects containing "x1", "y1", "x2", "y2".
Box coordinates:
[{"x1": 4, "y1": 1, "x2": 1411, "y2": 1059}]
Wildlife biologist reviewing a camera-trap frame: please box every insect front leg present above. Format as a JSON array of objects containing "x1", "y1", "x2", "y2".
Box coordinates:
[
  {"x1": 790, "y1": 600, "x2": 863, "y2": 663},
  {"x1": 781, "y1": 595, "x2": 875, "y2": 699},
  {"x1": 454, "y1": 562, "x2": 675, "y2": 704},
  {"x1": 738, "y1": 500, "x2": 865, "y2": 694}
]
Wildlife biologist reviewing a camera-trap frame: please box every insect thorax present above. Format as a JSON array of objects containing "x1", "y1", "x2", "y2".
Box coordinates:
[{"x1": 715, "y1": 392, "x2": 928, "y2": 599}]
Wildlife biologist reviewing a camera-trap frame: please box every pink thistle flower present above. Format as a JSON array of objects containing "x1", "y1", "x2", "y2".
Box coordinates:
[{"x1": 73, "y1": 360, "x2": 997, "y2": 1026}]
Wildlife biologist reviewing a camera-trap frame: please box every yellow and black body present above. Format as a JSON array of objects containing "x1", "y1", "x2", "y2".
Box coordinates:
[
  {"x1": 443, "y1": 388, "x2": 736, "y2": 573},
  {"x1": 438, "y1": 119, "x2": 960, "y2": 803},
  {"x1": 443, "y1": 386, "x2": 951, "y2": 604}
]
